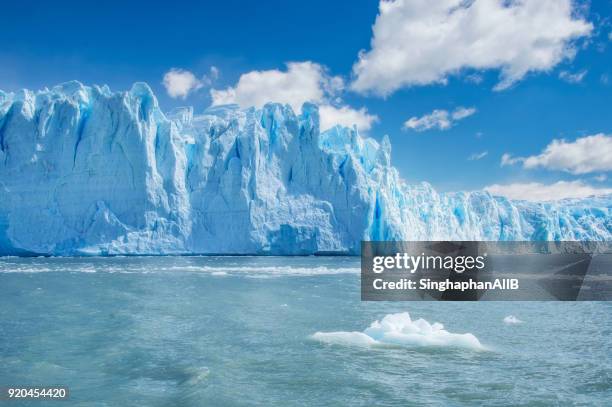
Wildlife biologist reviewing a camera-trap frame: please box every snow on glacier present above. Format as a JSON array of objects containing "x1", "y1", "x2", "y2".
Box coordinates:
[{"x1": 0, "y1": 81, "x2": 610, "y2": 255}]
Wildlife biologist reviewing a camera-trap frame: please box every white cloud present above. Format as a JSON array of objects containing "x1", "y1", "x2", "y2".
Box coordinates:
[
  {"x1": 162, "y1": 67, "x2": 218, "y2": 99},
  {"x1": 319, "y1": 105, "x2": 378, "y2": 133},
  {"x1": 211, "y1": 62, "x2": 333, "y2": 112},
  {"x1": 484, "y1": 180, "x2": 612, "y2": 202},
  {"x1": 163, "y1": 68, "x2": 204, "y2": 99},
  {"x1": 501, "y1": 153, "x2": 523, "y2": 166},
  {"x1": 594, "y1": 174, "x2": 607, "y2": 182},
  {"x1": 559, "y1": 69, "x2": 588, "y2": 83},
  {"x1": 501, "y1": 134, "x2": 612, "y2": 174},
  {"x1": 404, "y1": 106, "x2": 476, "y2": 131},
  {"x1": 468, "y1": 151, "x2": 488, "y2": 161},
  {"x1": 404, "y1": 110, "x2": 451, "y2": 131},
  {"x1": 210, "y1": 61, "x2": 377, "y2": 133},
  {"x1": 351, "y1": 0, "x2": 592, "y2": 95},
  {"x1": 452, "y1": 107, "x2": 476, "y2": 120}
]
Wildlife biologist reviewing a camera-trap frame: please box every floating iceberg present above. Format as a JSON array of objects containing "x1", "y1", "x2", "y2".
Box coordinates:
[
  {"x1": 503, "y1": 315, "x2": 523, "y2": 325},
  {"x1": 0, "y1": 82, "x2": 610, "y2": 255},
  {"x1": 312, "y1": 312, "x2": 485, "y2": 351}
]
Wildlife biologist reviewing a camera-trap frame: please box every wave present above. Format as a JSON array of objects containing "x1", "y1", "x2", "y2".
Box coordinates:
[
  {"x1": 165, "y1": 265, "x2": 358, "y2": 276},
  {"x1": 312, "y1": 312, "x2": 485, "y2": 351},
  {"x1": 0, "y1": 262, "x2": 358, "y2": 276}
]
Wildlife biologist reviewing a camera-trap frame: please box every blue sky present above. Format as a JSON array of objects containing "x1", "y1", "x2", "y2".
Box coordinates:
[{"x1": 1, "y1": 0, "x2": 611, "y2": 199}]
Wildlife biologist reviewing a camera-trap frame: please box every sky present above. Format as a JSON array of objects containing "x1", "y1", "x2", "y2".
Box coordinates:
[{"x1": 1, "y1": 0, "x2": 612, "y2": 200}]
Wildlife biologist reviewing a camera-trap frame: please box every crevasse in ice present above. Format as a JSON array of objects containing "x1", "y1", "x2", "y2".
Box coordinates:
[{"x1": 0, "y1": 82, "x2": 610, "y2": 255}]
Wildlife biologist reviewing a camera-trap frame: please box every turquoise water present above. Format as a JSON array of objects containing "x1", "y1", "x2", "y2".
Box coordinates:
[{"x1": 1, "y1": 256, "x2": 611, "y2": 406}]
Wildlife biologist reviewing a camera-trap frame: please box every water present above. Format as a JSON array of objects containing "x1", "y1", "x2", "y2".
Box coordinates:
[{"x1": 1, "y1": 256, "x2": 611, "y2": 406}]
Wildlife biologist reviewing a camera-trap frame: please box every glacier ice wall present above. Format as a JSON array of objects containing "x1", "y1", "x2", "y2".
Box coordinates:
[{"x1": 0, "y1": 82, "x2": 610, "y2": 255}]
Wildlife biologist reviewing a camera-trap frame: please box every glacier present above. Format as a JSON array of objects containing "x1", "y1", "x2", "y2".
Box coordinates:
[{"x1": 0, "y1": 81, "x2": 610, "y2": 255}]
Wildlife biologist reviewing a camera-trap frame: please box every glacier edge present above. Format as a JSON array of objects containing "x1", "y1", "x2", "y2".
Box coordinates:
[{"x1": 0, "y1": 81, "x2": 610, "y2": 255}]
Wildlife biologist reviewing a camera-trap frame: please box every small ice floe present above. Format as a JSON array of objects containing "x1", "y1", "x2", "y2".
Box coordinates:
[
  {"x1": 312, "y1": 312, "x2": 485, "y2": 351},
  {"x1": 503, "y1": 315, "x2": 523, "y2": 325}
]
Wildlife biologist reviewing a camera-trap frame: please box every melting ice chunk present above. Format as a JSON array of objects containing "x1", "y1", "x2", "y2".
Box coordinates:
[
  {"x1": 503, "y1": 315, "x2": 523, "y2": 325},
  {"x1": 312, "y1": 312, "x2": 485, "y2": 351}
]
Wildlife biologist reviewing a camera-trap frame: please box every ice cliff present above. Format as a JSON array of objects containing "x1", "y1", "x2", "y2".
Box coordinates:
[{"x1": 0, "y1": 82, "x2": 610, "y2": 255}]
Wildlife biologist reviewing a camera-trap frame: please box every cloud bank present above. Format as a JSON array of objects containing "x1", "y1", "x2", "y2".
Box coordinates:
[{"x1": 351, "y1": 0, "x2": 592, "y2": 95}]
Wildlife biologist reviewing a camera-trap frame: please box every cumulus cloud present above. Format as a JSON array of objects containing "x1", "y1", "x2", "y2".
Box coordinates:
[
  {"x1": 319, "y1": 105, "x2": 378, "y2": 133},
  {"x1": 501, "y1": 134, "x2": 612, "y2": 174},
  {"x1": 559, "y1": 69, "x2": 588, "y2": 83},
  {"x1": 404, "y1": 107, "x2": 476, "y2": 131},
  {"x1": 163, "y1": 68, "x2": 203, "y2": 99},
  {"x1": 484, "y1": 180, "x2": 612, "y2": 202},
  {"x1": 468, "y1": 151, "x2": 488, "y2": 161},
  {"x1": 162, "y1": 66, "x2": 218, "y2": 99},
  {"x1": 351, "y1": 0, "x2": 592, "y2": 95},
  {"x1": 210, "y1": 61, "x2": 377, "y2": 132},
  {"x1": 211, "y1": 62, "x2": 335, "y2": 112}
]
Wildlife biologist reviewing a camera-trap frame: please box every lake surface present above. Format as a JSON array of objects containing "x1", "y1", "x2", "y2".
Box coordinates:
[{"x1": 1, "y1": 256, "x2": 611, "y2": 406}]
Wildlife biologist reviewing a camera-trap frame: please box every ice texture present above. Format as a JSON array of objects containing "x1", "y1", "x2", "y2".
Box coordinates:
[
  {"x1": 0, "y1": 82, "x2": 610, "y2": 255},
  {"x1": 503, "y1": 315, "x2": 523, "y2": 325},
  {"x1": 312, "y1": 312, "x2": 485, "y2": 351}
]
